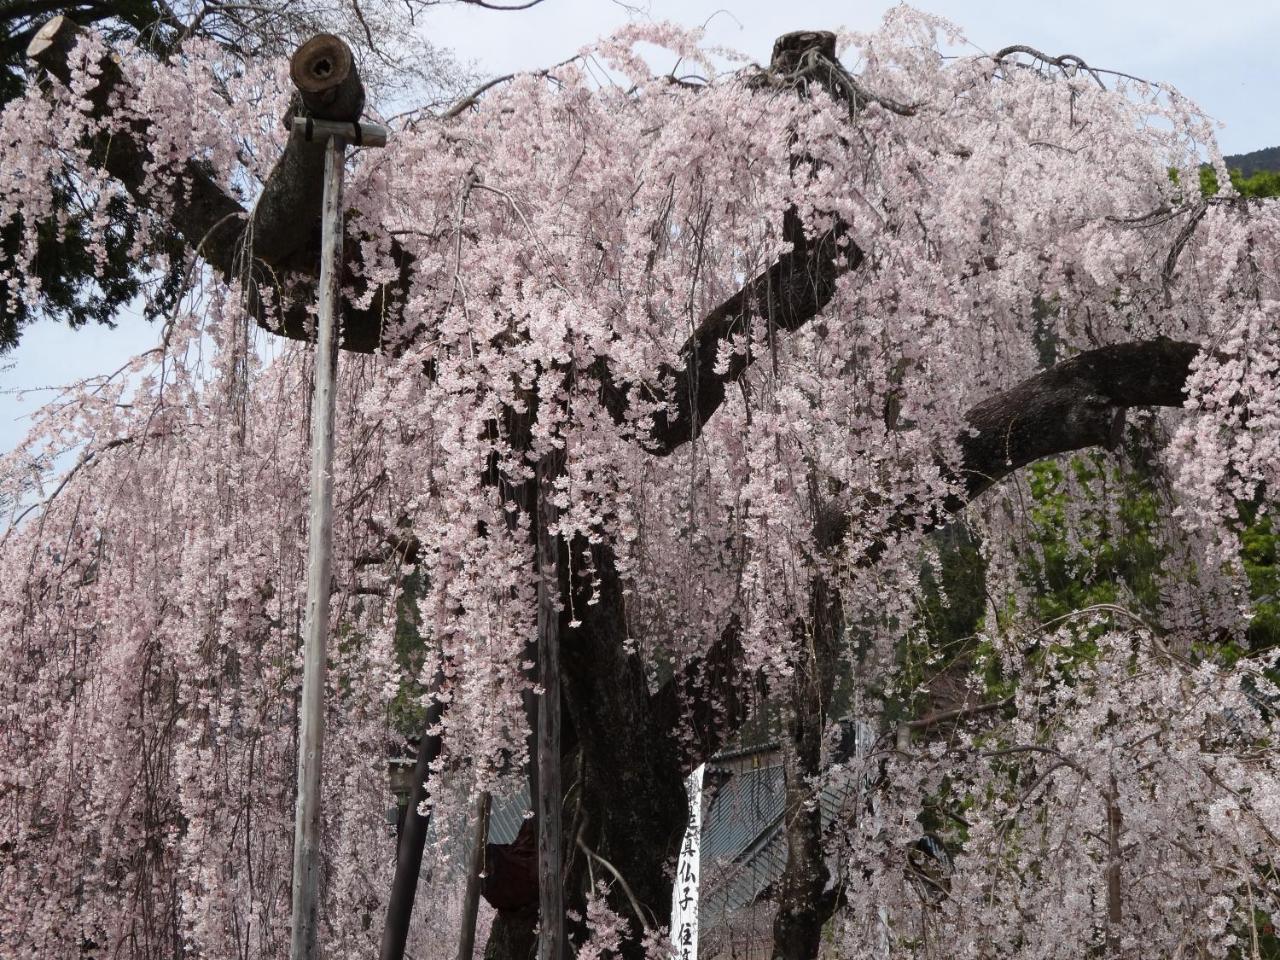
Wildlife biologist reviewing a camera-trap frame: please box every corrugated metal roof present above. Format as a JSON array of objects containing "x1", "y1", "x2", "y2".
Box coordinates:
[
  {"x1": 702, "y1": 764, "x2": 785, "y2": 864},
  {"x1": 487, "y1": 786, "x2": 529, "y2": 846},
  {"x1": 701, "y1": 762, "x2": 787, "y2": 919},
  {"x1": 699, "y1": 719, "x2": 879, "y2": 923},
  {"x1": 698, "y1": 764, "x2": 866, "y2": 921}
]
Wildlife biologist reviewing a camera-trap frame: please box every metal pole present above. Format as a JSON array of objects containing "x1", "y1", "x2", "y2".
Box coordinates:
[{"x1": 289, "y1": 131, "x2": 346, "y2": 960}]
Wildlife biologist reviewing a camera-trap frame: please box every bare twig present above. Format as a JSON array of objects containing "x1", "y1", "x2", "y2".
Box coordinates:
[
  {"x1": 574, "y1": 835, "x2": 657, "y2": 931},
  {"x1": 459, "y1": 0, "x2": 547, "y2": 9},
  {"x1": 907, "y1": 696, "x2": 1013, "y2": 731},
  {"x1": 441, "y1": 55, "x2": 580, "y2": 121},
  {"x1": 1162, "y1": 200, "x2": 1210, "y2": 305},
  {"x1": 5, "y1": 435, "x2": 139, "y2": 544}
]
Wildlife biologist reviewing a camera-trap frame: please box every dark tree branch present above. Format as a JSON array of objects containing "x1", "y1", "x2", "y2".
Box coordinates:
[
  {"x1": 955, "y1": 338, "x2": 1200, "y2": 503},
  {"x1": 26, "y1": 16, "x2": 408, "y2": 352},
  {"x1": 906, "y1": 696, "x2": 1014, "y2": 731},
  {"x1": 3, "y1": 0, "x2": 104, "y2": 24},
  {"x1": 596, "y1": 31, "x2": 873, "y2": 456},
  {"x1": 28, "y1": 16, "x2": 246, "y2": 273},
  {"x1": 597, "y1": 209, "x2": 862, "y2": 456},
  {"x1": 440, "y1": 54, "x2": 579, "y2": 121},
  {"x1": 248, "y1": 32, "x2": 367, "y2": 272},
  {"x1": 459, "y1": 0, "x2": 547, "y2": 9}
]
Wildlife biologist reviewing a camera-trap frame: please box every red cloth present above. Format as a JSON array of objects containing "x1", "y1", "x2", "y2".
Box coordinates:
[{"x1": 480, "y1": 817, "x2": 539, "y2": 912}]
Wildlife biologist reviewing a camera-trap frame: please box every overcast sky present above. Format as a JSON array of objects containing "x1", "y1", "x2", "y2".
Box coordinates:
[
  {"x1": 2, "y1": 0, "x2": 1276, "y2": 455},
  {"x1": 428, "y1": 0, "x2": 1279, "y2": 154}
]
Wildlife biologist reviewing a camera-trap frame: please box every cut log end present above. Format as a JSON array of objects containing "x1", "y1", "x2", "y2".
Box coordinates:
[
  {"x1": 771, "y1": 30, "x2": 838, "y2": 70},
  {"x1": 290, "y1": 33, "x2": 365, "y2": 122},
  {"x1": 291, "y1": 34, "x2": 353, "y2": 93},
  {"x1": 26, "y1": 15, "x2": 78, "y2": 62}
]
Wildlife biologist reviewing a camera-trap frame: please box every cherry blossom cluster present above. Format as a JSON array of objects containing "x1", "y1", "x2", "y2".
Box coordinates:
[
  {"x1": 822, "y1": 619, "x2": 1280, "y2": 959},
  {"x1": 0, "y1": 6, "x2": 1277, "y2": 957}
]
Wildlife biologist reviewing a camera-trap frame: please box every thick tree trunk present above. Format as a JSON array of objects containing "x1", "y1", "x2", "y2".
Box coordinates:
[
  {"x1": 481, "y1": 538, "x2": 688, "y2": 960},
  {"x1": 485, "y1": 905, "x2": 539, "y2": 960},
  {"x1": 774, "y1": 709, "x2": 831, "y2": 960},
  {"x1": 558, "y1": 539, "x2": 689, "y2": 955},
  {"x1": 771, "y1": 504, "x2": 844, "y2": 960}
]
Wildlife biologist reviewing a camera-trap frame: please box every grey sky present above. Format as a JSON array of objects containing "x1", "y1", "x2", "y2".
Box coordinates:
[{"x1": 2, "y1": 0, "x2": 1275, "y2": 455}]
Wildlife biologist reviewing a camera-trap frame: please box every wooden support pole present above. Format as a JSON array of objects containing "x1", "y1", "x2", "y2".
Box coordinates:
[
  {"x1": 289, "y1": 130, "x2": 346, "y2": 960},
  {"x1": 285, "y1": 73, "x2": 389, "y2": 957},
  {"x1": 380, "y1": 677, "x2": 446, "y2": 960},
  {"x1": 292, "y1": 117, "x2": 389, "y2": 148},
  {"x1": 535, "y1": 457, "x2": 565, "y2": 960},
  {"x1": 457, "y1": 791, "x2": 493, "y2": 960}
]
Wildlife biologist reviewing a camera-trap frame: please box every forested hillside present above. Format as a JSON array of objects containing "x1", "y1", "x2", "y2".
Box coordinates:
[{"x1": 1226, "y1": 145, "x2": 1280, "y2": 178}]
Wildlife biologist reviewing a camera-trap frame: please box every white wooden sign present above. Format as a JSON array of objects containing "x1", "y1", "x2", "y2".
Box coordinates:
[{"x1": 671, "y1": 763, "x2": 704, "y2": 960}]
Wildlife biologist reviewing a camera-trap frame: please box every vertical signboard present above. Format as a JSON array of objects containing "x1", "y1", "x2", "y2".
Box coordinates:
[{"x1": 671, "y1": 762, "x2": 705, "y2": 960}]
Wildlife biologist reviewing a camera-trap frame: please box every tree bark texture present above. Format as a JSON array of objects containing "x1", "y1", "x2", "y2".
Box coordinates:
[
  {"x1": 956, "y1": 339, "x2": 1199, "y2": 502},
  {"x1": 771, "y1": 503, "x2": 844, "y2": 960},
  {"x1": 458, "y1": 791, "x2": 493, "y2": 960},
  {"x1": 1105, "y1": 776, "x2": 1124, "y2": 956}
]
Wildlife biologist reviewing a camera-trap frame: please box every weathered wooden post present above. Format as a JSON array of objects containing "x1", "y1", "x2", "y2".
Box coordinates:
[
  {"x1": 536, "y1": 455, "x2": 566, "y2": 960},
  {"x1": 380, "y1": 677, "x2": 445, "y2": 960},
  {"x1": 457, "y1": 790, "x2": 493, "y2": 960},
  {"x1": 285, "y1": 33, "x2": 388, "y2": 960}
]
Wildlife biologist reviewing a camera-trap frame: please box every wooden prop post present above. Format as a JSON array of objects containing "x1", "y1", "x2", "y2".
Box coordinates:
[
  {"x1": 380, "y1": 675, "x2": 445, "y2": 960},
  {"x1": 535, "y1": 457, "x2": 565, "y2": 960},
  {"x1": 286, "y1": 34, "x2": 389, "y2": 960},
  {"x1": 457, "y1": 791, "x2": 493, "y2": 960}
]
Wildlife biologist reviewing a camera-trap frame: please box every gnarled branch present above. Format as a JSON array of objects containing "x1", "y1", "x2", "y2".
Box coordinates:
[
  {"x1": 675, "y1": 337, "x2": 1204, "y2": 771},
  {"x1": 26, "y1": 17, "x2": 407, "y2": 352},
  {"x1": 956, "y1": 338, "x2": 1199, "y2": 502}
]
